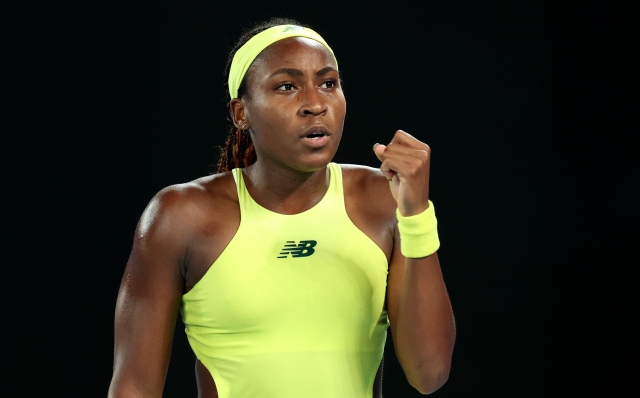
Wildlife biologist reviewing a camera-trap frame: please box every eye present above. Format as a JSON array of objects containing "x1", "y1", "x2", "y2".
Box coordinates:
[
  {"x1": 276, "y1": 83, "x2": 295, "y2": 91},
  {"x1": 319, "y1": 79, "x2": 337, "y2": 89}
]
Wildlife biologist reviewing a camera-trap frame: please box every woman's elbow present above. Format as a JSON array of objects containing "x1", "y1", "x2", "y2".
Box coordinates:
[{"x1": 407, "y1": 362, "x2": 451, "y2": 395}]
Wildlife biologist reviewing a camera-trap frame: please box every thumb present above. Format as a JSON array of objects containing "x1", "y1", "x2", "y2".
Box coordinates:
[{"x1": 373, "y1": 143, "x2": 387, "y2": 162}]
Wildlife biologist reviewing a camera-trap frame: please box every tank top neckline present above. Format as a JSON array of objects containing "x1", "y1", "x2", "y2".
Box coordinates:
[{"x1": 232, "y1": 163, "x2": 341, "y2": 218}]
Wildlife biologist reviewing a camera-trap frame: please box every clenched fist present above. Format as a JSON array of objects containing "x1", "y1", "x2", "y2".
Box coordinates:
[{"x1": 374, "y1": 130, "x2": 431, "y2": 217}]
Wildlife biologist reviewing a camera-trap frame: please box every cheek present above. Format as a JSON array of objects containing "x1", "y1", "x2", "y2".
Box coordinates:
[
  {"x1": 332, "y1": 93, "x2": 347, "y2": 119},
  {"x1": 260, "y1": 107, "x2": 292, "y2": 134},
  {"x1": 339, "y1": 102, "x2": 347, "y2": 119}
]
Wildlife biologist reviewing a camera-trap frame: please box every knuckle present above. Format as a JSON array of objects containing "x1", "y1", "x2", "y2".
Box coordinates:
[{"x1": 407, "y1": 164, "x2": 420, "y2": 177}]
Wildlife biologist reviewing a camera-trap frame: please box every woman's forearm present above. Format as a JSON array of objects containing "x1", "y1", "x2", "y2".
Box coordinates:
[{"x1": 394, "y1": 253, "x2": 455, "y2": 394}]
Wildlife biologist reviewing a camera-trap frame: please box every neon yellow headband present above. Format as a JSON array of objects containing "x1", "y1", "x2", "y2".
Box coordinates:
[{"x1": 228, "y1": 25, "x2": 337, "y2": 99}]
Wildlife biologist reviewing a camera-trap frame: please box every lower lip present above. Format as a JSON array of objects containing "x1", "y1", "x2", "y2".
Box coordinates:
[{"x1": 301, "y1": 135, "x2": 330, "y2": 148}]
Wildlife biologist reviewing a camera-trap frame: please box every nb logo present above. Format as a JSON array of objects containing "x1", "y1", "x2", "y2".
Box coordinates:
[
  {"x1": 277, "y1": 240, "x2": 317, "y2": 258},
  {"x1": 282, "y1": 26, "x2": 304, "y2": 32}
]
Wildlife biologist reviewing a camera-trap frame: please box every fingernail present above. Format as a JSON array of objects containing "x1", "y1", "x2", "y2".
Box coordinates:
[{"x1": 372, "y1": 143, "x2": 379, "y2": 151}]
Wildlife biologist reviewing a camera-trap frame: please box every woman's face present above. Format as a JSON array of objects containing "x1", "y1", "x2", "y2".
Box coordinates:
[{"x1": 234, "y1": 37, "x2": 346, "y2": 173}]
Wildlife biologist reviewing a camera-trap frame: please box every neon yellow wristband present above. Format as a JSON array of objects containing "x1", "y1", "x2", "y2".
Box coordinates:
[{"x1": 396, "y1": 200, "x2": 440, "y2": 258}]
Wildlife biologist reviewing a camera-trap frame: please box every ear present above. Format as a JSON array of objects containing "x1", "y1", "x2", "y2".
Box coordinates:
[{"x1": 229, "y1": 98, "x2": 247, "y2": 129}]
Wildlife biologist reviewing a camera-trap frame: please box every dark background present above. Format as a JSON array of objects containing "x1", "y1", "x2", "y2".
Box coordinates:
[{"x1": 4, "y1": 1, "x2": 636, "y2": 396}]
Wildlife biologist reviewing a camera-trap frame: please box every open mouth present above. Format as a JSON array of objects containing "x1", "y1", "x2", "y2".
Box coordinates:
[
  {"x1": 305, "y1": 132, "x2": 326, "y2": 139},
  {"x1": 301, "y1": 127, "x2": 330, "y2": 140},
  {"x1": 300, "y1": 128, "x2": 330, "y2": 147}
]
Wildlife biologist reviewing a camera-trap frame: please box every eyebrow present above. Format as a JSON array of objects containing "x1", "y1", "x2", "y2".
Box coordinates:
[
  {"x1": 316, "y1": 66, "x2": 338, "y2": 76},
  {"x1": 269, "y1": 66, "x2": 339, "y2": 78}
]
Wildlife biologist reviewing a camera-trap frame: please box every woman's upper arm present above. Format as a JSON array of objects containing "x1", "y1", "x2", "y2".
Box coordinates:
[{"x1": 108, "y1": 188, "x2": 192, "y2": 398}]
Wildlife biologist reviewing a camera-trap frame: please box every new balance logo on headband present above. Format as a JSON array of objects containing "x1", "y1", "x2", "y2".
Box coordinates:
[
  {"x1": 282, "y1": 26, "x2": 304, "y2": 32},
  {"x1": 277, "y1": 240, "x2": 317, "y2": 258}
]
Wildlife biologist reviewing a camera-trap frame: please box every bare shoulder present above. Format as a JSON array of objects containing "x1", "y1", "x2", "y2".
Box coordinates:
[
  {"x1": 136, "y1": 171, "x2": 238, "y2": 240},
  {"x1": 339, "y1": 163, "x2": 397, "y2": 220},
  {"x1": 338, "y1": 164, "x2": 397, "y2": 259},
  {"x1": 340, "y1": 164, "x2": 395, "y2": 204},
  {"x1": 339, "y1": 163, "x2": 385, "y2": 186}
]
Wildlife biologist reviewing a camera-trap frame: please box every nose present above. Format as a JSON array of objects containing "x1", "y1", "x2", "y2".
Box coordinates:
[{"x1": 299, "y1": 87, "x2": 327, "y2": 117}]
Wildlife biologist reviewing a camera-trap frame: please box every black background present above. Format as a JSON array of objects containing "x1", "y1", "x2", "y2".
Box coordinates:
[{"x1": 4, "y1": 1, "x2": 636, "y2": 396}]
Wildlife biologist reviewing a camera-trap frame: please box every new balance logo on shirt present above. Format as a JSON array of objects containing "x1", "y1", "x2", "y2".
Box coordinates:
[{"x1": 277, "y1": 240, "x2": 317, "y2": 258}]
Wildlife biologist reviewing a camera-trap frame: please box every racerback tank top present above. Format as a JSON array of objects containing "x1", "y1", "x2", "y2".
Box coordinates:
[{"x1": 181, "y1": 163, "x2": 389, "y2": 398}]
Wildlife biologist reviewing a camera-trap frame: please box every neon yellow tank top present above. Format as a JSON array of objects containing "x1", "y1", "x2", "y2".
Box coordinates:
[{"x1": 181, "y1": 163, "x2": 389, "y2": 398}]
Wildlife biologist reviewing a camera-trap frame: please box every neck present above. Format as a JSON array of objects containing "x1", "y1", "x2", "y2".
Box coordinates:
[{"x1": 242, "y1": 158, "x2": 330, "y2": 215}]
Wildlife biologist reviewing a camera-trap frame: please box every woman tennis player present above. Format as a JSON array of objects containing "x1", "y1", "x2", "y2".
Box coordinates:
[{"x1": 108, "y1": 18, "x2": 455, "y2": 398}]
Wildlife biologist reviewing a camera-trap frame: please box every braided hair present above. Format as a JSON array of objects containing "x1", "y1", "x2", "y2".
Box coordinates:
[{"x1": 215, "y1": 17, "x2": 305, "y2": 173}]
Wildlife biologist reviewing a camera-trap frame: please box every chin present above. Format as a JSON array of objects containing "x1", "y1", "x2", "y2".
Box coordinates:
[
  {"x1": 294, "y1": 158, "x2": 332, "y2": 173},
  {"x1": 295, "y1": 135, "x2": 342, "y2": 172},
  {"x1": 290, "y1": 151, "x2": 335, "y2": 173}
]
